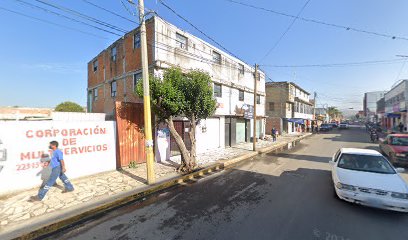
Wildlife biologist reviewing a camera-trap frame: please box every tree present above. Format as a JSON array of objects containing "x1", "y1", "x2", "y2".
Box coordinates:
[
  {"x1": 327, "y1": 106, "x2": 342, "y2": 120},
  {"x1": 136, "y1": 67, "x2": 216, "y2": 172},
  {"x1": 55, "y1": 101, "x2": 85, "y2": 112}
]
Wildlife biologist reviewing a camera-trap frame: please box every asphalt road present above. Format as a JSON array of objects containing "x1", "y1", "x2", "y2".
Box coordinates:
[{"x1": 49, "y1": 127, "x2": 408, "y2": 240}]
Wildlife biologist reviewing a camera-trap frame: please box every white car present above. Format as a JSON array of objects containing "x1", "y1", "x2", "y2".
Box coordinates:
[{"x1": 330, "y1": 148, "x2": 408, "y2": 212}]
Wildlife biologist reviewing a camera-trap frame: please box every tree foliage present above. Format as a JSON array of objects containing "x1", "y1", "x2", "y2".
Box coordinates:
[
  {"x1": 55, "y1": 101, "x2": 84, "y2": 112},
  {"x1": 327, "y1": 106, "x2": 342, "y2": 120},
  {"x1": 136, "y1": 67, "x2": 216, "y2": 172}
]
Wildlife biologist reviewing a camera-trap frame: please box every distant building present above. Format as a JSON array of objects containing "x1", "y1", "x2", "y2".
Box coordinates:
[
  {"x1": 376, "y1": 97, "x2": 385, "y2": 126},
  {"x1": 265, "y1": 82, "x2": 314, "y2": 135},
  {"x1": 384, "y1": 80, "x2": 408, "y2": 131},
  {"x1": 314, "y1": 108, "x2": 329, "y2": 122},
  {"x1": 0, "y1": 107, "x2": 52, "y2": 121},
  {"x1": 87, "y1": 15, "x2": 266, "y2": 153},
  {"x1": 363, "y1": 91, "x2": 386, "y2": 122}
]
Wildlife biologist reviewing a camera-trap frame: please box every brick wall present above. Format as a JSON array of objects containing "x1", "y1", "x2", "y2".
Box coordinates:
[{"x1": 87, "y1": 18, "x2": 155, "y2": 115}]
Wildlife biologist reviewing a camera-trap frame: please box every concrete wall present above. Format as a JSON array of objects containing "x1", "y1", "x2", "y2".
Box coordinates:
[{"x1": 0, "y1": 121, "x2": 117, "y2": 195}]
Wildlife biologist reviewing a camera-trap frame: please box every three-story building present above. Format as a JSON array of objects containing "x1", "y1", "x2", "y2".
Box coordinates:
[
  {"x1": 87, "y1": 15, "x2": 266, "y2": 154},
  {"x1": 265, "y1": 82, "x2": 313, "y2": 134}
]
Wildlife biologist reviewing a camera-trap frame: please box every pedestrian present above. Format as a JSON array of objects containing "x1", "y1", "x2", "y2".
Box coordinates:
[
  {"x1": 272, "y1": 128, "x2": 277, "y2": 142},
  {"x1": 30, "y1": 141, "x2": 74, "y2": 201},
  {"x1": 399, "y1": 122, "x2": 404, "y2": 133}
]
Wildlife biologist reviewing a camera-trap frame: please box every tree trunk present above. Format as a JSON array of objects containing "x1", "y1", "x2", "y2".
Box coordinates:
[
  {"x1": 188, "y1": 115, "x2": 197, "y2": 170},
  {"x1": 165, "y1": 116, "x2": 192, "y2": 172}
]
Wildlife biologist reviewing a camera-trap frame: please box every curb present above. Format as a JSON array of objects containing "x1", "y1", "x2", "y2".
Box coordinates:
[{"x1": 7, "y1": 133, "x2": 312, "y2": 240}]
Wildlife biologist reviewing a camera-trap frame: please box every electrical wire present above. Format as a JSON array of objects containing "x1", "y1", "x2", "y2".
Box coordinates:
[
  {"x1": 158, "y1": 0, "x2": 251, "y2": 67},
  {"x1": 82, "y1": 0, "x2": 137, "y2": 23},
  {"x1": 14, "y1": 0, "x2": 123, "y2": 36},
  {"x1": 259, "y1": 0, "x2": 311, "y2": 63},
  {"x1": 119, "y1": 0, "x2": 137, "y2": 17},
  {"x1": 0, "y1": 6, "x2": 107, "y2": 39},
  {"x1": 225, "y1": 0, "x2": 408, "y2": 41},
  {"x1": 33, "y1": 0, "x2": 128, "y2": 33},
  {"x1": 260, "y1": 59, "x2": 407, "y2": 68}
]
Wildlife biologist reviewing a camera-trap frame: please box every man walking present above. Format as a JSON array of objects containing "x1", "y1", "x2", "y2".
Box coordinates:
[
  {"x1": 271, "y1": 128, "x2": 277, "y2": 142},
  {"x1": 30, "y1": 141, "x2": 74, "y2": 201}
]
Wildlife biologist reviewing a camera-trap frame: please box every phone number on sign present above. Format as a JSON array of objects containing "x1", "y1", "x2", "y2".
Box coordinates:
[{"x1": 16, "y1": 162, "x2": 48, "y2": 171}]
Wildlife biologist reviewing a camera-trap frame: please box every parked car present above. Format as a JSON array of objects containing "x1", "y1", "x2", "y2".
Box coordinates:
[
  {"x1": 339, "y1": 122, "x2": 349, "y2": 129},
  {"x1": 379, "y1": 134, "x2": 408, "y2": 166},
  {"x1": 330, "y1": 148, "x2": 408, "y2": 212},
  {"x1": 320, "y1": 124, "x2": 332, "y2": 132},
  {"x1": 331, "y1": 123, "x2": 339, "y2": 128}
]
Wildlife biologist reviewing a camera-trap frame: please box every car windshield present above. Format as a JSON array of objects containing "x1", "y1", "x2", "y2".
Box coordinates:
[
  {"x1": 321, "y1": 124, "x2": 329, "y2": 127},
  {"x1": 337, "y1": 153, "x2": 395, "y2": 174},
  {"x1": 390, "y1": 137, "x2": 408, "y2": 146}
]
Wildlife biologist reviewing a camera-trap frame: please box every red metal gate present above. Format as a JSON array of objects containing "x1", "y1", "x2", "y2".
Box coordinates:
[{"x1": 115, "y1": 102, "x2": 146, "y2": 168}]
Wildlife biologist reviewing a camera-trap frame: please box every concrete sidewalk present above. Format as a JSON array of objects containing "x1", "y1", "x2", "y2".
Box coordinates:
[{"x1": 0, "y1": 132, "x2": 310, "y2": 237}]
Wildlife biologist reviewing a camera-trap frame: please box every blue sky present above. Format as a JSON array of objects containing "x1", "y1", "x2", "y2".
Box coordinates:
[{"x1": 1, "y1": 0, "x2": 408, "y2": 111}]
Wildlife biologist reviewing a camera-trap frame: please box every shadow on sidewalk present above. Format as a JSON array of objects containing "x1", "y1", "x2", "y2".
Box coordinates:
[{"x1": 118, "y1": 169, "x2": 147, "y2": 184}]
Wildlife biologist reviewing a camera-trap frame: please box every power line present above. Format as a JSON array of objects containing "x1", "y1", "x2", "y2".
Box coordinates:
[
  {"x1": 158, "y1": 0, "x2": 250, "y2": 66},
  {"x1": 33, "y1": 0, "x2": 128, "y2": 33},
  {"x1": 15, "y1": 0, "x2": 123, "y2": 36},
  {"x1": 260, "y1": 59, "x2": 407, "y2": 68},
  {"x1": 119, "y1": 0, "x2": 137, "y2": 17},
  {"x1": 225, "y1": 0, "x2": 408, "y2": 41},
  {"x1": 0, "y1": 6, "x2": 107, "y2": 39},
  {"x1": 259, "y1": 0, "x2": 311, "y2": 63},
  {"x1": 82, "y1": 0, "x2": 137, "y2": 23}
]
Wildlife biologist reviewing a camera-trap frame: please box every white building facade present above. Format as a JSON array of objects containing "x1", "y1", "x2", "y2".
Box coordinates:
[
  {"x1": 153, "y1": 17, "x2": 266, "y2": 153},
  {"x1": 384, "y1": 80, "x2": 408, "y2": 131}
]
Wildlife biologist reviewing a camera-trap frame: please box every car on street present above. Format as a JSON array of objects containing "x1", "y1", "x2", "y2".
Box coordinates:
[
  {"x1": 330, "y1": 148, "x2": 408, "y2": 212},
  {"x1": 339, "y1": 122, "x2": 349, "y2": 129},
  {"x1": 380, "y1": 134, "x2": 408, "y2": 166},
  {"x1": 331, "y1": 122, "x2": 338, "y2": 128},
  {"x1": 320, "y1": 124, "x2": 332, "y2": 132}
]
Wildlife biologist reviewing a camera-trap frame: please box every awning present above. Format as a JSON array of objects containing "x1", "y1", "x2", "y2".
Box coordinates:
[
  {"x1": 386, "y1": 113, "x2": 401, "y2": 118},
  {"x1": 286, "y1": 118, "x2": 304, "y2": 124}
]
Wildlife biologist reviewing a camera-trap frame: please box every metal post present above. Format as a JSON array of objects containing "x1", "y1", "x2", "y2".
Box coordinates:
[
  {"x1": 138, "y1": 0, "x2": 155, "y2": 184},
  {"x1": 253, "y1": 64, "x2": 258, "y2": 151}
]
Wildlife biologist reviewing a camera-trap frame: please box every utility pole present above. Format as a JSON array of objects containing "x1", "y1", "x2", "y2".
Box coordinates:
[
  {"x1": 253, "y1": 64, "x2": 258, "y2": 151},
  {"x1": 313, "y1": 92, "x2": 317, "y2": 119},
  {"x1": 135, "y1": 0, "x2": 155, "y2": 184}
]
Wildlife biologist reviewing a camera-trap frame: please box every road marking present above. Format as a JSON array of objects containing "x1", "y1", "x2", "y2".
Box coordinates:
[{"x1": 228, "y1": 182, "x2": 257, "y2": 201}]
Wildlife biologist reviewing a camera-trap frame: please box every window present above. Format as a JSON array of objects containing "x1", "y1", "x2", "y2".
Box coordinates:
[
  {"x1": 93, "y1": 88, "x2": 98, "y2": 101},
  {"x1": 111, "y1": 81, "x2": 117, "y2": 97},
  {"x1": 287, "y1": 103, "x2": 291, "y2": 111},
  {"x1": 111, "y1": 46, "x2": 117, "y2": 61},
  {"x1": 238, "y1": 63, "x2": 244, "y2": 75},
  {"x1": 338, "y1": 154, "x2": 395, "y2": 174},
  {"x1": 239, "y1": 90, "x2": 244, "y2": 101},
  {"x1": 134, "y1": 32, "x2": 141, "y2": 48},
  {"x1": 269, "y1": 102, "x2": 275, "y2": 111},
  {"x1": 133, "y1": 72, "x2": 142, "y2": 90},
  {"x1": 212, "y1": 51, "x2": 221, "y2": 64},
  {"x1": 176, "y1": 33, "x2": 188, "y2": 50},
  {"x1": 93, "y1": 59, "x2": 98, "y2": 72},
  {"x1": 213, "y1": 83, "x2": 222, "y2": 97},
  {"x1": 256, "y1": 95, "x2": 261, "y2": 104}
]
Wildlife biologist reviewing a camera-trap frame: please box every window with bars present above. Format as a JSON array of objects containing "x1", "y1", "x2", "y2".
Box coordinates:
[
  {"x1": 133, "y1": 72, "x2": 142, "y2": 90},
  {"x1": 212, "y1": 51, "x2": 221, "y2": 64},
  {"x1": 93, "y1": 59, "x2": 98, "y2": 72},
  {"x1": 256, "y1": 95, "x2": 261, "y2": 104},
  {"x1": 111, "y1": 81, "x2": 117, "y2": 97},
  {"x1": 176, "y1": 33, "x2": 188, "y2": 50},
  {"x1": 269, "y1": 102, "x2": 275, "y2": 111},
  {"x1": 93, "y1": 88, "x2": 98, "y2": 101},
  {"x1": 111, "y1": 46, "x2": 117, "y2": 62},
  {"x1": 134, "y1": 32, "x2": 141, "y2": 48},
  {"x1": 213, "y1": 83, "x2": 222, "y2": 97},
  {"x1": 239, "y1": 90, "x2": 244, "y2": 101}
]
